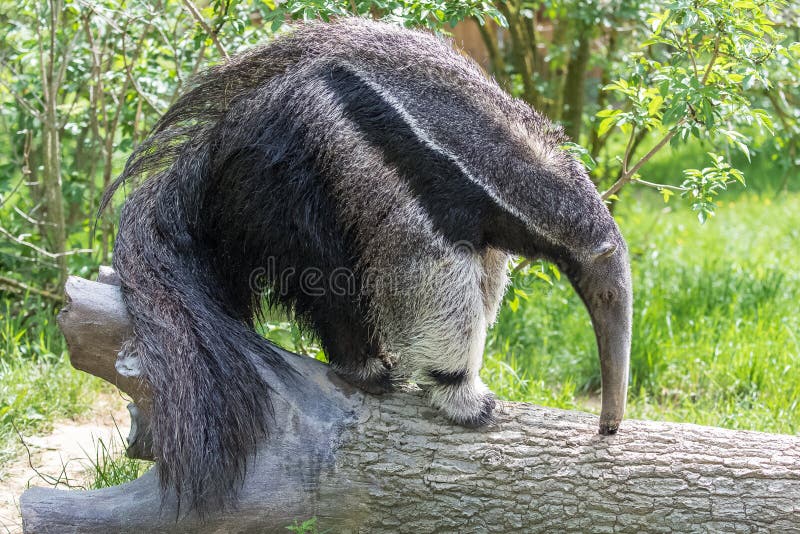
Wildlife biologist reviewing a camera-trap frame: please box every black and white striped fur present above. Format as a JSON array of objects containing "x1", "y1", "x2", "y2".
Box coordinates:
[{"x1": 104, "y1": 18, "x2": 633, "y2": 512}]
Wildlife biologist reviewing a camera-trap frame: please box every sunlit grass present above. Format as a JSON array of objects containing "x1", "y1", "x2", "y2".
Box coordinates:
[
  {"x1": 485, "y1": 191, "x2": 800, "y2": 434},
  {"x1": 0, "y1": 298, "x2": 107, "y2": 466},
  {"x1": 84, "y1": 431, "x2": 152, "y2": 490}
]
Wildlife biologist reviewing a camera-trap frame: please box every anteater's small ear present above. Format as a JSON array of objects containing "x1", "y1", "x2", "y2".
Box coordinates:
[{"x1": 593, "y1": 242, "x2": 617, "y2": 259}]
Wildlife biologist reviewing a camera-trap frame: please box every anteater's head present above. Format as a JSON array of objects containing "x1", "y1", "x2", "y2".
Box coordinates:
[
  {"x1": 570, "y1": 237, "x2": 633, "y2": 434},
  {"x1": 484, "y1": 135, "x2": 634, "y2": 435}
]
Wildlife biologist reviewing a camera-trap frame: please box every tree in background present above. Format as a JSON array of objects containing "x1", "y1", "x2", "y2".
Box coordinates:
[
  {"x1": 474, "y1": 0, "x2": 798, "y2": 222},
  {"x1": 0, "y1": 0, "x2": 503, "y2": 296},
  {"x1": 2, "y1": 0, "x2": 204, "y2": 292}
]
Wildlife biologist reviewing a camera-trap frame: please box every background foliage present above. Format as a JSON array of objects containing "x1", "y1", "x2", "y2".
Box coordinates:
[{"x1": 0, "y1": 0, "x2": 798, "y2": 471}]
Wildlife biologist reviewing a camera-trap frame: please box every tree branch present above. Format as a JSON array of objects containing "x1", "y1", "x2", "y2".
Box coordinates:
[
  {"x1": 601, "y1": 31, "x2": 724, "y2": 201},
  {"x1": 17, "y1": 275, "x2": 800, "y2": 532},
  {"x1": 121, "y1": 32, "x2": 165, "y2": 115},
  {"x1": 702, "y1": 33, "x2": 722, "y2": 86},
  {"x1": 602, "y1": 125, "x2": 682, "y2": 200},
  {"x1": 0, "y1": 225, "x2": 93, "y2": 259},
  {"x1": 0, "y1": 275, "x2": 61, "y2": 301},
  {"x1": 633, "y1": 178, "x2": 686, "y2": 192},
  {"x1": 0, "y1": 62, "x2": 43, "y2": 118}
]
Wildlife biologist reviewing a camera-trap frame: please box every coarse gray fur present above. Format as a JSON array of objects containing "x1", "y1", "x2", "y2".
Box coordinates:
[{"x1": 103, "y1": 18, "x2": 633, "y2": 512}]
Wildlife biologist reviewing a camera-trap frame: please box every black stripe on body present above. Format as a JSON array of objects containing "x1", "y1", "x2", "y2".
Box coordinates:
[
  {"x1": 324, "y1": 64, "x2": 498, "y2": 247},
  {"x1": 323, "y1": 63, "x2": 583, "y2": 280}
]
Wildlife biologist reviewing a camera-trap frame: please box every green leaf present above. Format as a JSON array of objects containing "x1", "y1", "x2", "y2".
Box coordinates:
[
  {"x1": 560, "y1": 142, "x2": 597, "y2": 171},
  {"x1": 549, "y1": 263, "x2": 561, "y2": 281},
  {"x1": 662, "y1": 102, "x2": 688, "y2": 125},
  {"x1": 596, "y1": 108, "x2": 621, "y2": 118},
  {"x1": 735, "y1": 140, "x2": 751, "y2": 162},
  {"x1": 597, "y1": 116, "x2": 618, "y2": 137},
  {"x1": 647, "y1": 95, "x2": 664, "y2": 117},
  {"x1": 701, "y1": 99, "x2": 714, "y2": 129}
]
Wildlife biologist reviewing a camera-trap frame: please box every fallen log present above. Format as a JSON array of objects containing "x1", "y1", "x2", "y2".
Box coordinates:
[{"x1": 20, "y1": 275, "x2": 800, "y2": 533}]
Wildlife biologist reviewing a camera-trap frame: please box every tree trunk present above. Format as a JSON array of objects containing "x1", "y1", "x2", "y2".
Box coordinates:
[
  {"x1": 41, "y1": 68, "x2": 67, "y2": 288},
  {"x1": 562, "y1": 28, "x2": 592, "y2": 142},
  {"x1": 497, "y1": 1, "x2": 540, "y2": 107},
  {"x1": 589, "y1": 29, "x2": 618, "y2": 163},
  {"x1": 39, "y1": 0, "x2": 68, "y2": 289},
  {"x1": 20, "y1": 275, "x2": 800, "y2": 533},
  {"x1": 475, "y1": 19, "x2": 509, "y2": 89}
]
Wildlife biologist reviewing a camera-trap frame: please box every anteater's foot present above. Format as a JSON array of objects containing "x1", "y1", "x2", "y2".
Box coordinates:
[
  {"x1": 332, "y1": 358, "x2": 396, "y2": 395},
  {"x1": 427, "y1": 372, "x2": 496, "y2": 427}
]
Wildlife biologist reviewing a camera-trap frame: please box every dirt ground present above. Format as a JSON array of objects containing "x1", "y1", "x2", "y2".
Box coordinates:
[{"x1": 0, "y1": 393, "x2": 130, "y2": 534}]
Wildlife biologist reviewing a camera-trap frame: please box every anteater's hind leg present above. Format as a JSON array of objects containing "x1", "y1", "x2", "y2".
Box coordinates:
[
  {"x1": 330, "y1": 355, "x2": 395, "y2": 395},
  {"x1": 374, "y1": 246, "x2": 499, "y2": 426},
  {"x1": 309, "y1": 299, "x2": 395, "y2": 395}
]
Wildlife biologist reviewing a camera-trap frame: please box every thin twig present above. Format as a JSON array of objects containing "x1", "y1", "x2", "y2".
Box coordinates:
[
  {"x1": 121, "y1": 32, "x2": 165, "y2": 114},
  {"x1": 0, "y1": 226, "x2": 93, "y2": 259},
  {"x1": 0, "y1": 176, "x2": 26, "y2": 209},
  {"x1": 33, "y1": 1, "x2": 47, "y2": 104},
  {"x1": 0, "y1": 249, "x2": 59, "y2": 269},
  {"x1": 0, "y1": 276, "x2": 61, "y2": 301},
  {"x1": 14, "y1": 206, "x2": 55, "y2": 227},
  {"x1": 701, "y1": 33, "x2": 721, "y2": 85},
  {"x1": 54, "y1": 27, "x2": 82, "y2": 94},
  {"x1": 512, "y1": 258, "x2": 532, "y2": 274},
  {"x1": 627, "y1": 128, "x2": 681, "y2": 179},
  {"x1": 0, "y1": 130, "x2": 29, "y2": 209},
  {"x1": 181, "y1": 0, "x2": 229, "y2": 60},
  {"x1": 13, "y1": 423, "x2": 85, "y2": 490},
  {"x1": 0, "y1": 67, "x2": 42, "y2": 118},
  {"x1": 602, "y1": 124, "x2": 682, "y2": 200},
  {"x1": 57, "y1": 79, "x2": 87, "y2": 130},
  {"x1": 633, "y1": 178, "x2": 686, "y2": 192},
  {"x1": 686, "y1": 31, "x2": 699, "y2": 79},
  {"x1": 621, "y1": 124, "x2": 637, "y2": 175},
  {"x1": 0, "y1": 59, "x2": 46, "y2": 108}
]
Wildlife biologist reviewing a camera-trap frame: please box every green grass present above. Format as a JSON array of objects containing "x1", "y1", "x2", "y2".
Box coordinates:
[
  {"x1": 285, "y1": 518, "x2": 322, "y2": 533},
  {"x1": 485, "y1": 191, "x2": 800, "y2": 434},
  {"x1": 83, "y1": 431, "x2": 152, "y2": 489},
  {"x1": 0, "y1": 297, "x2": 108, "y2": 466}
]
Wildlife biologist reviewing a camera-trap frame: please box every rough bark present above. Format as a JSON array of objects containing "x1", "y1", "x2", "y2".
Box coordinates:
[{"x1": 20, "y1": 275, "x2": 800, "y2": 533}]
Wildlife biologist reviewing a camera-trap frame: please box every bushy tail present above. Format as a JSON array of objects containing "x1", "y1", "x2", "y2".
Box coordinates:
[{"x1": 100, "y1": 49, "x2": 295, "y2": 512}]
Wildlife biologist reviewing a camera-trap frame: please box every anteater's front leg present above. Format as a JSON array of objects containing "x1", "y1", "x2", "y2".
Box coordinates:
[{"x1": 378, "y1": 250, "x2": 497, "y2": 427}]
